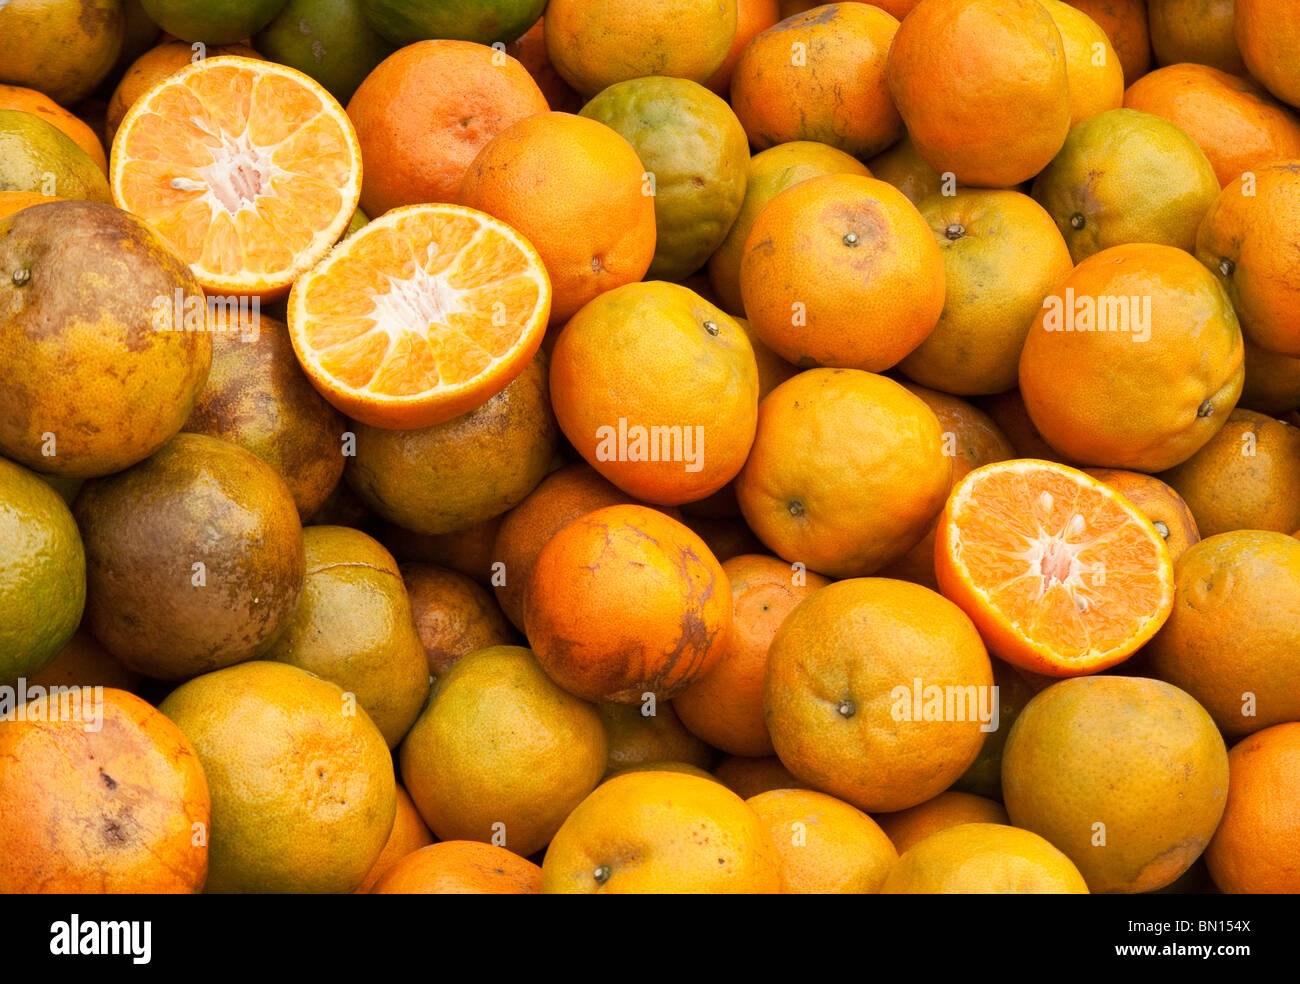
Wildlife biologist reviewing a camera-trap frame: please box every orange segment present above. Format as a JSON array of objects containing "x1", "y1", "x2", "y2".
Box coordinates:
[
  {"x1": 110, "y1": 56, "x2": 361, "y2": 299},
  {"x1": 935, "y1": 459, "x2": 1175, "y2": 676},
  {"x1": 287, "y1": 203, "x2": 551, "y2": 430}
]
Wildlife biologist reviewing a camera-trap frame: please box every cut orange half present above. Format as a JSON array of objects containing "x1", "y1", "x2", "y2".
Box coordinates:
[
  {"x1": 935, "y1": 459, "x2": 1175, "y2": 677},
  {"x1": 287, "y1": 203, "x2": 551, "y2": 430},
  {"x1": 110, "y1": 55, "x2": 361, "y2": 299}
]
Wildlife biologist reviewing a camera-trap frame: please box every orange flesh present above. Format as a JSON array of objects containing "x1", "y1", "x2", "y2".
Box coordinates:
[
  {"x1": 946, "y1": 461, "x2": 1173, "y2": 663},
  {"x1": 113, "y1": 59, "x2": 357, "y2": 288}
]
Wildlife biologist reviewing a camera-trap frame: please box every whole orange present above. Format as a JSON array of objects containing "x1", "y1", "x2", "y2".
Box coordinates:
[
  {"x1": 599, "y1": 701, "x2": 717, "y2": 776},
  {"x1": 1235, "y1": 0, "x2": 1300, "y2": 109},
  {"x1": 402, "y1": 563, "x2": 517, "y2": 678},
  {"x1": 874, "y1": 791, "x2": 1009, "y2": 855},
  {"x1": 706, "y1": 0, "x2": 781, "y2": 94},
  {"x1": 1039, "y1": 0, "x2": 1125, "y2": 124},
  {"x1": 880, "y1": 823, "x2": 1089, "y2": 894},
  {"x1": 372, "y1": 841, "x2": 541, "y2": 894},
  {"x1": 1065, "y1": 0, "x2": 1152, "y2": 84},
  {"x1": 1148, "y1": 0, "x2": 1246, "y2": 74}
]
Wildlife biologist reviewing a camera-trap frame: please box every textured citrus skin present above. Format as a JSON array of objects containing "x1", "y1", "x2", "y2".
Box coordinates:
[
  {"x1": 1065, "y1": 0, "x2": 1151, "y2": 85},
  {"x1": 874, "y1": 792, "x2": 1010, "y2": 856},
  {"x1": 1148, "y1": 0, "x2": 1245, "y2": 74},
  {"x1": 372, "y1": 841, "x2": 542, "y2": 894},
  {"x1": 880, "y1": 823, "x2": 1089, "y2": 894},
  {"x1": 355, "y1": 787, "x2": 434, "y2": 894},
  {"x1": 1235, "y1": 0, "x2": 1300, "y2": 109},
  {"x1": 403, "y1": 563, "x2": 516, "y2": 676},
  {"x1": 361, "y1": 0, "x2": 547, "y2": 46},
  {"x1": 0, "y1": 0, "x2": 124, "y2": 105},
  {"x1": 0, "y1": 84, "x2": 106, "y2": 172},
  {"x1": 1084, "y1": 468, "x2": 1201, "y2": 562},
  {"x1": 1038, "y1": 1, "x2": 1124, "y2": 125}
]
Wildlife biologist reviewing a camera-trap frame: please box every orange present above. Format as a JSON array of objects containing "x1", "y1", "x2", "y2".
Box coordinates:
[
  {"x1": 544, "y1": 0, "x2": 738, "y2": 96},
  {"x1": 289, "y1": 204, "x2": 551, "y2": 430},
  {"x1": 950, "y1": 657, "x2": 1038, "y2": 800},
  {"x1": 111, "y1": 56, "x2": 361, "y2": 300},
  {"x1": 0, "y1": 688, "x2": 209, "y2": 893},
  {"x1": 491, "y1": 462, "x2": 637, "y2": 630},
  {"x1": 1038, "y1": 0, "x2": 1125, "y2": 125},
  {"x1": 874, "y1": 791, "x2": 1009, "y2": 855},
  {"x1": 459, "y1": 112, "x2": 655, "y2": 324},
  {"x1": 879, "y1": 383, "x2": 1016, "y2": 591},
  {"x1": 372, "y1": 841, "x2": 542, "y2": 894},
  {"x1": 541, "y1": 770, "x2": 781, "y2": 893},
  {"x1": 403, "y1": 563, "x2": 517, "y2": 677},
  {"x1": 1148, "y1": 0, "x2": 1246, "y2": 74},
  {"x1": 105, "y1": 41, "x2": 264, "y2": 146},
  {"x1": 764, "y1": 577, "x2": 993, "y2": 813},
  {"x1": 880, "y1": 823, "x2": 1090, "y2": 894},
  {"x1": 549, "y1": 282, "x2": 759, "y2": 506},
  {"x1": 735, "y1": 370, "x2": 952, "y2": 578},
  {"x1": 747, "y1": 788, "x2": 898, "y2": 894},
  {"x1": 0, "y1": 191, "x2": 60, "y2": 219},
  {"x1": 506, "y1": 17, "x2": 582, "y2": 114},
  {"x1": 160, "y1": 660, "x2": 397, "y2": 893},
  {"x1": 898, "y1": 189, "x2": 1074, "y2": 396},
  {"x1": 1001, "y1": 675, "x2": 1229, "y2": 893},
  {"x1": 1124, "y1": 65, "x2": 1300, "y2": 188},
  {"x1": 0, "y1": 84, "x2": 106, "y2": 173},
  {"x1": 26, "y1": 627, "x2": 142, "y2": 694},
  {"x1": 730, "y1": 3, "x2": 902, "y2": 157},
  {"x1": 1235, "y1": 0, "x2": 1300, "y2": 109},
  {"x1": 682, "y1": 515, "x2": 765, "y2": 565},
  {"x1": 1018, "y1": 243, "x2": 1244, "y2": 471},
  {"x1": 1159, "y1": 408, "x2": 1300, "y2": 537},
  {"x1": 1205, "y1": 723, "x2": 1300, "y2": 894},
  {"x1": 977, "y1": 389, "x2": 1077, "y2": 463},
  {"x1": 740, "y1": 174, "x2": 945, "y2": 372},
  {"x1": 1146, "y1": 530, "x2": 1300, "y2": 736},
  {"x1": 707, "y1": 141, "x2": 872, "y2": 317},
  {"x1": 399, "y1": 645, "x2": 605, "y2": 856},
  {"x1": 674, "y1": 555, "x2": 831, "y2": 757},
  {"x1": 599, "y1": 701, "x2": 717, "y2": 776},
  {"x1": 713, "y1": 755, "x2": 807, "y2": 798},
  {"x1": 887, "y1": 0, "x2": 1071, "y2": 187},
  {"x1": 524, "y1": 504, "x2": 732, "y2": 702},
  {"x1": 1083, "y1": 468, "x2": 1201, "y2": 562},
  {"x1": 706, "y1": 0, "x2": 781, "y2": 94},
  {"x1": 347, "y1": 40, "x2": 548, "y2": 216},
  {"x1": 1197, "y1": 162, "x2": 1300, "y2": 358},
  {"x1": 384, "y1": 515, "x2": 502, "y2": 585},
  {"x1": 0, "y1": 0, "x2": 124, "y2": 106},
  {"x1": 354, "y1": 787, "x2": 434, "y2": 894},
  {"x1": 935, "y1": 459, "x2": 1175, "y2": 677},
  {"x1": 1240, "y1": 339, "x2": 1300, "y2": 416},
  {"x1": 866, "y1": 134, "x2": 944, "y2": 206},
  {"x1": 1065, "y1": 0, "x2": 1152, "y2": 85}
]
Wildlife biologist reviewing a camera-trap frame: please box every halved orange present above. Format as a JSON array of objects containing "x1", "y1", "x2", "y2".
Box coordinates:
[
  {"x1": 287, "y1": 203, "x2": 551, "y2": 430},
  {"x1": 110, "y1": 56, "x2": 361, "y2": 299},
  {"x1": 935, "y1": 459, "x2": 1175, "y2": 677}
]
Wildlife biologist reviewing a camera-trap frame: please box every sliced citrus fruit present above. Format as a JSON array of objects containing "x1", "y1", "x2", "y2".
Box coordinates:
[
  {"x1": 287, "y1": 202, "x2": 551, "y2": 430},
  {"x1": 109, "y1": 55, "x2": 361, "y2": 299},
  {"x1": 935, "y1": 458, "x2": 1175, "y2": 677}
]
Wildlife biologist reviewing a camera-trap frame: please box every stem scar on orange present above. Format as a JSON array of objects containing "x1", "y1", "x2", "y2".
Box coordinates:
[
  {"x1": 110, "y1": 56, "x2": 362, "y2": 300},
  {"x1": 287, "y1": 203, "x2": 551, "y2": 430},
  {"x1": 935, "y1": 459, "x2": 1176, "y2": 677}
]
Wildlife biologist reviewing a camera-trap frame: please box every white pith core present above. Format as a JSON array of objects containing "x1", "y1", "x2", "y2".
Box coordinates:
[
  {"x1": 367, "y1": 243, "x2": 471, "y2": 340},
  {"x1": 1019, "y1": 491, "x2": 1092, "y2": 612},
  {"x1": 174, "y1": 118, "x2": 281, "y2": 215}
]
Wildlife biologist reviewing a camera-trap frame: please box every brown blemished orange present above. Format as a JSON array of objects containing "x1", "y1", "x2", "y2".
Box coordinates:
[
  {"x1": 549, "y1": 282, "x2": 759, "y2": 506},
  {"x1": 899, "y1": 189, "x2": 1074, "y2": 397},
  {"x1": 372, "y1": 841, "x2": 541, "y2": 894},
  {"x1": 1197, "y1": 162, "x2": 1300, "y2": 358},
  {"x1": 491, "y1": 462, "x2": 637, "y2": 631},
  {"x1": 0, "y1": 688, "x2": 209, "y2": 893},
  {"x1": 354, "y1": 787, "x2": 434, "y2": 894},
  {"x1": 674, "y1": 554, "x2": 830, "y2": 757},
  {"x1": 740, "y1": 174, "x2": 945, "y2": 372},
  {"x1": 541, "y1": 770, "x2": 781, "y2": 893},
  {"x1": 713, "y1": 755, "x2": 807, "y2": 798},
  {"x1": 384, "y1": 515, "x2": 502, "y2": 586},
  {"x1": 873, "y1": 792, "x2": 1010, "y2": 855},
  {"x1": 880, "y1": 383, "x2": 1015, "y2": 591},
  {"x1": 880, "y1": 823, "x2": 1090, "y2": 894},
  {"x1": 1147, "y1": 530, "x2": 1300, "y2": 737},
  {"x1": 1235, "y1": 0, "x2": 1300, "y2": 109},
  {"x1": 0, "y1": 84, "x2": 105, "y2": 172},
  {"x1": 867, "y1": 134, "x2": 945, "y2": 207},
  {"x1": 458, "y1": 112, "x2": 656, "y2": 324},
  {"x1": 936, "y1": 460, "x2": 1175, "y2": 677},
  {"x1": 1019, "y1": 243, "x2": 1244, "y2": 472},
  {"x1": 1002, "y1": 675, "x2": 1229, "y2": 893},
  {"x1": 599, "y1": 701, "x2": 717, "y2": 777},
  {"x1": 544, "y1": 0, "x2": 737, "y2": 97},
  {"x1": 1039, "y1": 1, "x2": 1124, "y2": 125},
  {"x1": 347, "y1": 40, "x2": 548, "y2": 215},
  {"x1": 105, "y1": 41, "x2": 263, "y2": 145},
  {"x1": 1206, "y1": 722, "x2": 1300, "y2": 894},
  {"x1": 748, "y1": 788, "x2": 899, "y2": 893},
  {"x1": 1083, "y1": 468, "x2": 1201, "y2": 563},
  {"x1": 506, "y1": 18, "x2": 581, "y2": 114},
  {"x1": 1159, "y1": 408, "x2": 1300, "y2": 537},
  {"x1": 887, "y1": 0, "x2": 1071, "y2": 188},
  {"x1": 1148, "y1": 0, "x2": 1246, "y2": 74},
  {"x1": 1065, "y1": 0, "x2": 1152, "y2": 85},
  {"x1": 706, "y1": 0, "x2": 781, "y2": 94},
  {"x1": 736, "y1": 369, "x2": 952, "y2": 579},
  {"x1": 764, "y1": 577, "x2": 993, "y2": 813},
  {"x1": 402, "y1": 563, "x2": 517, "y2": 678},
  {"x1": 1240, "y1": 340, "x2": 1300, "y2": 416},
  {"x1": 730, "y1": 3, "x2": 902, "y2": 158},
  {"x1": 1124, "y1": 65, "x2": 1300, "y2": 187},
  {"x1": 524, "y1": 504, "x2": 732, "y2": 703}
]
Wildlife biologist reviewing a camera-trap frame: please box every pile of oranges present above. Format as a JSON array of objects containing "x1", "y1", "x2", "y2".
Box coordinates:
[{"x1": 1, "y1": 0, "x2": 1298, "y2": 895}]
